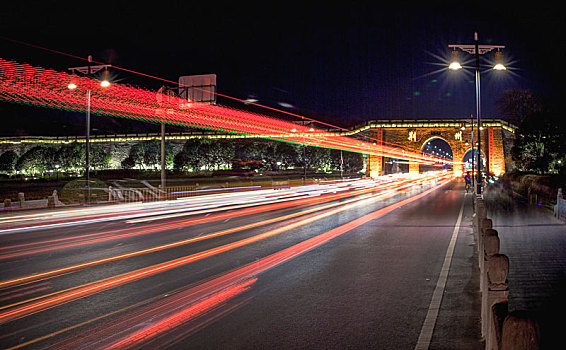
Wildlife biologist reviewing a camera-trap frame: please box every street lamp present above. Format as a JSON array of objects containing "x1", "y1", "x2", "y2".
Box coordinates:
[
  {"x1": 68, "y1": 55, "x2": 112, "y2": 201},
  {"x1": 448, "y1": 32, "x2": 506, "y2": 196}
]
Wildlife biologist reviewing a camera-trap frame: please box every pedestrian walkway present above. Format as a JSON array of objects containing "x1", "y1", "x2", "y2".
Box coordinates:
[{"x1": 484, "y1": 189, "x2": 566, "y2": 348}]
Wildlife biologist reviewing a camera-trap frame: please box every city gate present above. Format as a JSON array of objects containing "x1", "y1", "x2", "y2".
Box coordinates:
[{"x1": 361, "y1": 119, "x2": 516, "y2": 178}]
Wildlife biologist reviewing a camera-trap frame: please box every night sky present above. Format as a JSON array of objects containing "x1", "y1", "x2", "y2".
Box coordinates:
[{"x1": 1, "y1": 1, "x2": 563, "y2": 136}]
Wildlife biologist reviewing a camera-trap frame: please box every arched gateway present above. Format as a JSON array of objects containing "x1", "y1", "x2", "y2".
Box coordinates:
[{"x1": 361, "y1": 118, "x2": 517, "y2": 178}]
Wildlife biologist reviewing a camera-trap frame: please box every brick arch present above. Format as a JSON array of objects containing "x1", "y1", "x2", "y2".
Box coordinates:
[
  {"x1": 418, "y1": 136, "x2": 454, "y2": 172},
  {"x1": 364, "y1": 119, "x2": 515, "y2": 178},
  {"x1": 461, "y1": 147, "x2": 487, "y2": 171}
]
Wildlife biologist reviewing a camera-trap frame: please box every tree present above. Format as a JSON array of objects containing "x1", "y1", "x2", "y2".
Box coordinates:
[
  {"x1": 495, "y1": 89, "x2": 543, "y2": 124},
  {"x1": 200, "y1": 140, "x2": 234, "y2": 170},
  {"x1": 275, "y1": 142, "x2": 300, "y2": 170},
  {"x1": 90, "y1": 145, "x2": 111, "y2": 171},
  {"x1": 177, "y1": 138, "x2": 206, "y2": 171},
  {"x1": 55, "y1": 142, "x2": 83, "y2": 171},
  {"x1": 300, "y1": 146, "x2": 331, "y2": 171},
  {"x1": 174, "y1": 138, "x2": 233, "y2": 172},
  {"x1": 330, "y1": 149, "x2": 364, "y2": 173},
  {"x1": 128, "y1": 143, "x2": 146, "y2": 169},
  {"x1": 0, "y1": 151, "x2": 19, "y2": 175},
  {"x1": 142, "y1": 141, "x2": 160, "y2": 169},
  {"x1": 15, "y1": 146, "x2": 55, "y2": 175},
  {"x1": 121, "y1": 157, "x2": 136, "y2": 169},
  {"x1": 511, "y1": 108, "x2": 565, "y2": 174}
]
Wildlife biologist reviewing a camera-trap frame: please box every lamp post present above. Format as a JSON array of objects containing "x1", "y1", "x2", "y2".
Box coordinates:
[
  {"x1": 449, "y1": 32, "x2": 506, "y2": 195},
  {"x1": 68, "y1": 55, "x2": 111, "y2": 201}
]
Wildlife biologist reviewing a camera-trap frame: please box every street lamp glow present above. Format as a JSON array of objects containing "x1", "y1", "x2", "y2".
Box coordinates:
[
  {"x1": 100, "y1": 80, "x2": 110, "y2": 87},
  {"x1": 493, "y1": 51, "x2": 506, "y2": 70},
  {"x1": 449, "y1": 61, "x2": 462, "y2": 70},
  {"x1": 68, "y1": 82, "x2": 77, "y2": 90},
  {"x1": 493, "y1": 63, "x2": 506, "y2": 71},
  {"x1": 449, "y1": 50, "x2": 462, "y2": 70}
]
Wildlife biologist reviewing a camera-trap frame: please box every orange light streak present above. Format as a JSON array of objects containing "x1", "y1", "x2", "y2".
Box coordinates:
[
  {"x1": 0, "y1": 174, "x2": 450, "y2": 324},
  {"x1": 106, "y1": 278, "x2": 256, "y2": 349},
  {"x1": 0, "y1": 178, "x2": 415, "y2": 291},
  {"x1": 0, "y1": 176, "x2": 435, "y2": 290},
  {"x1": 3, "y1": 176, "x2": 453, "y2": 348},
  {"x1": 0, "y1": 183, "x2": 382, "y2": 262},
  {"x1": 0, "y1": 58, "x2": 453, "y2": 165}
]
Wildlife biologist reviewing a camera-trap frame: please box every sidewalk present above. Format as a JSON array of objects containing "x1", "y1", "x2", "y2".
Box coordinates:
[
  {"x1": 430, "y1": 191, "x2": 483, "y2": 349},
  {"x1": 484, "y1": 189, "x2": 566, "y2": 348}
]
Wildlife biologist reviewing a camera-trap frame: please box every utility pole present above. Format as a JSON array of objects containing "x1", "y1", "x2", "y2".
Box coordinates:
[
  {"x1": 449, "y1": 32, "x2": 505, "y2": 195},
  {"x1": 68, "y1": 55, "x2": 111, "y2": 202}
]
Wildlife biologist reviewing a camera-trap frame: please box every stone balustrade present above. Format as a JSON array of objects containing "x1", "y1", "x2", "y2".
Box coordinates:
[{"x1": 474, "y1": 196, "x2": 540, "y2": 350}]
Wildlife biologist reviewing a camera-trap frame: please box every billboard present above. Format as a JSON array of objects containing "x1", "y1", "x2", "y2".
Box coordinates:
[{"x1": 178, "y1": 74, "x2": 216, "y2": 104}]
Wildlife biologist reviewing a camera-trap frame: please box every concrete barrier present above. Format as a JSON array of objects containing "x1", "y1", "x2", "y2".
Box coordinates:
[
  {"x1": 489, "y1": 302, "x2": 508, "y2": 350},
  {"x1": 18, "y1": 192, "x2": 24, "y2": 207},
  {"x1": 554, "y1": 188, "x2": 566, "y2": 222},
  {"x1": 474, "y1": 196, "x2": 541, "y2": 349},
  {"x1": 501, "y1": 312, "x2": 540, "y2": 350},
  {"x1": 481, "y1": 230, "x2": 500, "y2": 291},
  {"x1": 482, "y1": 253, "x2": 509, "y2": 340},
  {"x1": 479, "y1": 218, "x2": 493, "y2": 257},
  {"x1": 47, "y1": 195, "x2": 55, "y2": 208}
]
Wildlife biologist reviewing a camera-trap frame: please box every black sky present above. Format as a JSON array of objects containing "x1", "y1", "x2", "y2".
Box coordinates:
[{"x1": 1, "y1": 1, "x2": 563, "y2": 136}]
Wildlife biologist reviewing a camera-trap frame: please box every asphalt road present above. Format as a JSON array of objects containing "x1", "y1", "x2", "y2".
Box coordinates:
[{"x1": 0, "y1": 175, "x2": 482, "y2": 349}]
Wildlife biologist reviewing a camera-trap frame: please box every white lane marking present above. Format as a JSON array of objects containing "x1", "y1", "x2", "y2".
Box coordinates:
[{"x1": 414, "y1": 196, "x2": 465, "y2": 350}]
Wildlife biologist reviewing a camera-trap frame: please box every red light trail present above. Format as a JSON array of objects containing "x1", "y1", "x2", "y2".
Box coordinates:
[
  {"x1": 0, "y1": 174, "x2": 451, "y2": 325},
  {"x1": 6, "y1": 175, "x2": 454, "y2": 349},
  {"x1": 0, "y1": 58, "x2": 452, "y2": 166}
]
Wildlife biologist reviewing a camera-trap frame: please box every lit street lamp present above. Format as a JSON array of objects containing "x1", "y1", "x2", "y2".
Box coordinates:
[
  {"x1": 68, "y1": 55, "x2": 112, "y2": 201},
  {"x1": 449, "y1": 32, "x2": 506, "y2": 195}
]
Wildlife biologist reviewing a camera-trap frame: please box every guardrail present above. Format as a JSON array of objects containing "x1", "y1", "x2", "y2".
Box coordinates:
[
  {"x1": 473, "y1": 196, "x2": 541, "y2": 349},
  {"x1": 108, "y1": 185, "x2": 200, "y2": 203}
]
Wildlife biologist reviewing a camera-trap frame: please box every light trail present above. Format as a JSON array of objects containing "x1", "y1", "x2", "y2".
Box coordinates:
[
  {"x1": 8, "y1": 175, "x2": 454, "y2": 349},
  {"x1": 0, "y1": 178, "x2": 371, "y2": 234},
  {"x1": 0, "y1": 58, "x2": 451, "y2": 165},
  {"x1": 0, "y1": 175, "x2": 431, "y2": 290},
  {"x1": 105, "y1": 278, "x2": 256, "y2": 350},
  {"x1": 0, "y1": 174, "x2": 452, "y2": 324},
  {"x1": 0, "y1": 179, "x2": 389, "y2": 261}
]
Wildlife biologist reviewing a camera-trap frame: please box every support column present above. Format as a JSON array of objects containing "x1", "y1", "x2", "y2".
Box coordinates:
[
  {"x1": 488, "y1": 126, "x2": 505, "y2": 177},
  {"x1": 367, "y1": 128, "x2": 383, "y2": 178},
  {"x1": 409, "y1": 162, "x2": 419, "y2": 175},
  {"x1": 367, "y1": 155, "x2": 382, "y2": 178},
  {"x1": 452, "y1": 149, "x2": 465, "y2": 177}
]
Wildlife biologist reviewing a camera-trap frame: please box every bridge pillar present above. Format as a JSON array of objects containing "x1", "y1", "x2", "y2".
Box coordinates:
[
  {"x1": 453, "y1": 163, "x2": 463, "y2": 177},
  {"x1": 409, "y1": 162, "x2": 419, "y2": 175},
  {"x1": 366, "y1": 127, "x2": 383, "y2": 178},
  {"x1": 487, "y1": 127, "x2": 505, "y2": 177},
  {"x1": 367, "y1": 155, "x2": 382, "y2": 178}
]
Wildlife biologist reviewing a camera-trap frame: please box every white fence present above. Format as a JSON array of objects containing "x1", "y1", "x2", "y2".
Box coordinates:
[{"x1": 108, "y1": 185, "x2": 198, "y2": 203}]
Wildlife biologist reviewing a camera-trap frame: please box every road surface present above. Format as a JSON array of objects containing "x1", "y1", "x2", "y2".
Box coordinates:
[{"x1": 0, "y1": 174, "x2": 482, "y2": 349}]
